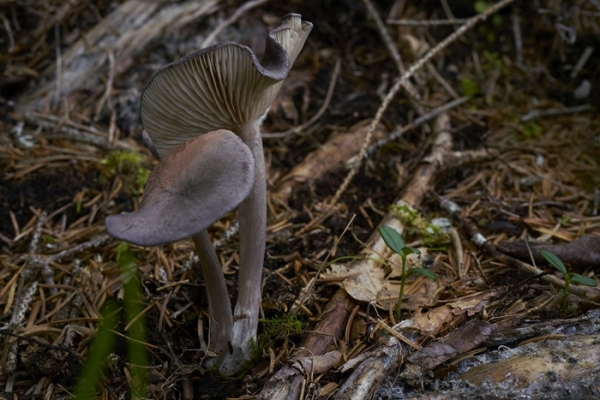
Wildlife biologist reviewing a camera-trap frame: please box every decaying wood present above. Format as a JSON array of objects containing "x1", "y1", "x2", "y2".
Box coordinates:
[
  {"x1": 483, "y1": 308, "x2": 600, "y2": 347},
  {"x1": 496, "y1": 235, "x2": 600, "y2": 268},
  {"x1": 400, "y1": 320, "x2": 496, "y2": 382},
  {"x1": 395, "y1": 311, "x2": 600, "y2": 399},
  {"x1": 18, "y1": 0, "x2": 219, "y2": 112},
  {"x1": 460, "y1": 331, "x2": 600, "y2": 394}
]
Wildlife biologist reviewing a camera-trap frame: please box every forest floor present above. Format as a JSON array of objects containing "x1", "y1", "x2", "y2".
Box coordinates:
[{"x1": 1, "y1": 0, "x2": 600, "y2": 399}]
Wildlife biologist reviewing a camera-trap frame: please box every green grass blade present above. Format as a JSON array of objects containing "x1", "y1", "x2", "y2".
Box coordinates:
[
  {"x1": 118, "y1": 243, "x2": 148, "y2": 400},
  {"x1": 74, "y1": 300, "x2": 118, "y2": 400}
]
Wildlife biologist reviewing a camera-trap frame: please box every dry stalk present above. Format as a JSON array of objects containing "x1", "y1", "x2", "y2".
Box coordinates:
[{"x1": 387, "y1": 18, "x2": 468, "y2": 26}]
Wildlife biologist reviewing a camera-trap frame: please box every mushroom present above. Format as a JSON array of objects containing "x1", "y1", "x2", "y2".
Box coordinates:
[
  {"x1": 106, "y1": 14, "x2": 312, "y2": 374},
  {"x1": 106, "y1": 129, "x2": 255, "y2": 361}
]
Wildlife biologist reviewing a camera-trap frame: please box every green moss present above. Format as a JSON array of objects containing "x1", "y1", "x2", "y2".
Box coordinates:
[
  {"x1": 252, "y1": 314, "x2": 304, "y2": 360},
  {"x1": 102, "y1": 150, "x2": 144, "y2": 175},
  {"x1": 522, "y1": 121, "x2": 543, "y2": 138},
  {"x1": 461, "y1": 77, "x2": 479, "y2": 99},
  {"x1": 101, "y1": 150, "x2": 151, "y2": 195}
]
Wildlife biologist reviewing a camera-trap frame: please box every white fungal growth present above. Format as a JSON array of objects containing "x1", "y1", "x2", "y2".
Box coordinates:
[{"x1": 472, "y1": 233, "x2": 487, "y2": 246}]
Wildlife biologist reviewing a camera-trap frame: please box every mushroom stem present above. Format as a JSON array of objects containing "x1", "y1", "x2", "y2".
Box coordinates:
[
  {"x1": 222, "y1": 120, "x2": 267, "y2": 374},
  {"x1": 192, "y1": 230, "x2": 233, "y2": 360}
]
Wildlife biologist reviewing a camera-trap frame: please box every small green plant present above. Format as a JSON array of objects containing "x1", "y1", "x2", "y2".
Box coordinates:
[
  {"x1": 522, "y1": 121, "x2": 543, "y2": 138},
  {"x1": 102, "y1": 149, "x2": 144, "y2": 174},
  {"x1": 260, "y1": 314, "x2": 304, "y2": 340},
  {"x1": 74, "y1": 243, "x2": 148, "y2": 399},
  {"x1": 74, "y1": 300, "x2": 118, "y2": 400},
  {"x1": 378, "y1": 226, "x2": 438, "y2": 321},
  {"x1": 482, "y1": 51, "x2": 509, "y2": 75},
  {"x1": 474, "y1": 1, "x2": 503, "y2": 27},
  {"x1": 539, "y1": 249, "x2": 597, "y2": 311},
  {"x1": 116, "y1": 242, "x2": 148, "y2": 400}
]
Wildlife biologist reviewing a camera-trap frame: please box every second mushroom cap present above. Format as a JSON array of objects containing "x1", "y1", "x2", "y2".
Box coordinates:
[{"x1": 105, "y1": 129, "x2": 255, "y2": 246}]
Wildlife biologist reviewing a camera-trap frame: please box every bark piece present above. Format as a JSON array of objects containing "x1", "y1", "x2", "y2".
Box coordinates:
[
  {"x1": 401, "y1": 321, "x2": 496, "y2": 381},
  {"x1": 18, "y1": 0, "x2": 219, "y2": 112}
]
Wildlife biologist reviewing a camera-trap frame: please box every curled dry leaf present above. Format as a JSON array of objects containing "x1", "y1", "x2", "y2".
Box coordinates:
[{"x1": 322, "y1": 248, "x2": 436, "y2": 309}]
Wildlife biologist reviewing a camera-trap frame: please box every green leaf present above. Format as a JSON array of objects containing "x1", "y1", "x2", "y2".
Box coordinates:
[
  {"x1": 571, "y1": 273, "x2": 597, "y2": 287},
  {"x1": 378, "y1": 226, "x2": 405, "y2": 255},
  {"x1": 402, "y1": 247, "x2": 421, "y2": 257},
  {"x1": 539, "y1": 250, "x2": 567, "y2": 274},
  {"x1": 408, "y1": 268, "x2": 438, "y2": 281}
]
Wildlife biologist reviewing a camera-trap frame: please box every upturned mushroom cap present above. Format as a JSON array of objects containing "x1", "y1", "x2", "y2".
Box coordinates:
[
  {"x1": 105, "y1": 129, "x2": 254, "y2": 246},
  {"x1": 141, "y1": 14, "x2": 313, "y2": 157}
]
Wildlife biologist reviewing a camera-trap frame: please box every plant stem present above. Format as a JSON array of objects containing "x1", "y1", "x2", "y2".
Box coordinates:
[
  {"x1": 396, "y1": 255, "x2": 407, "y2": 321},
  {"x1": 192, "y1": 230, "x2": 233, "y2": 362},
  {"x1": 562, "y1": 276, "x2": 570, "y2": 311}
]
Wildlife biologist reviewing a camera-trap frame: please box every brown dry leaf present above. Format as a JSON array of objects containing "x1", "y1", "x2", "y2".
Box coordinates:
[
  {"x1": 449, "y1": 290, "x2": 499, "y2": 317},
  {"x1": 323, "y1": 248, "x2": 436, "y2": 309},
  {"x1": 396, "y1": 306, "x2": 456, "y2": 334},
  {"x1": 377, "y1": 279, "x2": 439, "y2": 311},
  {"x1": 323, "y1": 258, "x2": 386, "y2": 303}
]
